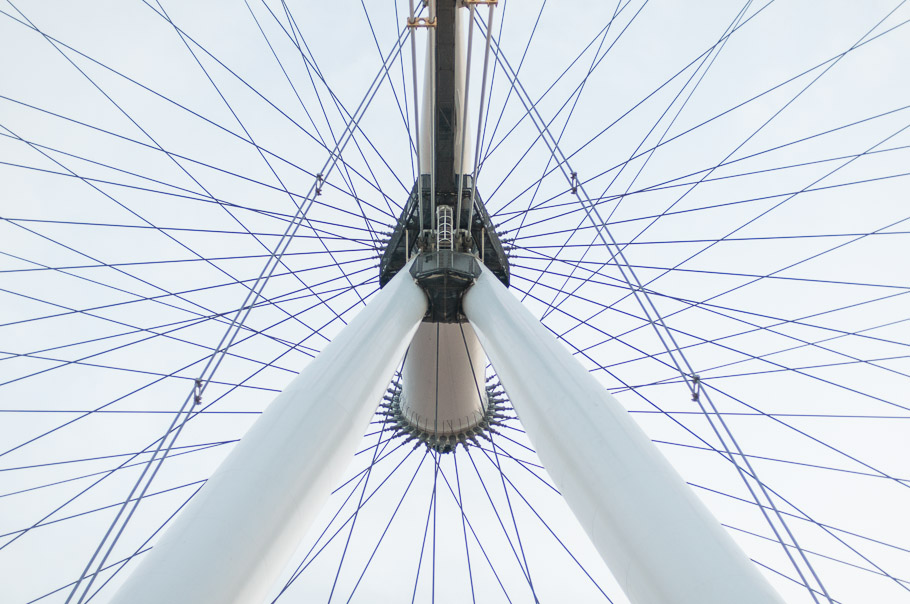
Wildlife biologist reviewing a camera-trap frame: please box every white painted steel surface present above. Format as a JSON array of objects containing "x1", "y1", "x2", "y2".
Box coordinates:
[
  {"x1": 400, "y1": 321, "x2": 487, "y2": 435},
  {"x1": 463, "y1": 264, "x2": 785, "y2": 604},
  {"x1": 110, "y1": 267, "x2": 427, "y2": 604},
  {"x1": 420, "y1": 6, "x2": 470, "y2": 174}
]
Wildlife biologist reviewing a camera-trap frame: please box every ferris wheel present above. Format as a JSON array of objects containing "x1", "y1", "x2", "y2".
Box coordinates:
[{"x1": 1, "y1": 1, "x2": 909, "y2": 603}]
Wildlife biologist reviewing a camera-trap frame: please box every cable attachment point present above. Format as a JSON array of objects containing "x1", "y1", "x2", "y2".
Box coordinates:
[
  {"x1": 407, "y1": 16, "x2": 437, "y2": 28},
  {"x1": 690, "y1": 374, "x2": 701, "y2": 402},
  {"x1": 570, "y1": 172, "x2": 578, "y2": 195},
  {"x1": 194, "y1": 379, "x2": 203, "y2": 405},
  {"x1": 315, "y1": 173, "x2": 323, "y2": 197}
]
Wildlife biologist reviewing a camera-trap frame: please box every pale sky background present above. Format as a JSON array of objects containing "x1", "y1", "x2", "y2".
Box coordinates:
[{"x1": 1, "y1": 1, "x2": 910, "y2": 602}]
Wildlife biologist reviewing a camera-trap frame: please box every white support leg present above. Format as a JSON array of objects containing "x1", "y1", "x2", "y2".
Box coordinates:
[
  {"x1": 463, "y1": 264, "x2": 785, "y2": 604},
  {"x1": 111, "y1": 267, "x2": 427, "y2": 604}
]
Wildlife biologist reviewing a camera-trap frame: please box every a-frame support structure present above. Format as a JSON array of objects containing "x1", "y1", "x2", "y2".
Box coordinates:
[{"x1": 110, "y1": 4, "x2": 785, "y2": 603}]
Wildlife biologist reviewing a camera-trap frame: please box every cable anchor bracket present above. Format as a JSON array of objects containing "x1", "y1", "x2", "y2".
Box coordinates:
[
  {"x1": 690, "y1": 374, "x2": 701, "y2": 402},
  {"x1": 407, "y1": 16, "x2": 437, "y2": 28}
]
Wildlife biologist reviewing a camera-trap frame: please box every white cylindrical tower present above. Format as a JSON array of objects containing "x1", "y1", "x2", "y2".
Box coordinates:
[
  {"x1": 398, "y1": 321, "x2": 487, "y2": 440},
  {"x1": 420, "y1": 4, "x2": 471, "y2": 175},
  {"x1": 402, "y1": 2, "x2": 488, "y2": 447}
]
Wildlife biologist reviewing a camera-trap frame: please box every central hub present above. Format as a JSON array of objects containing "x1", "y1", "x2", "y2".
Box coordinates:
[
  {"x1": 378, "y1": 175, "x2": 510, "y2": 291},
  {"x1": 410, "y1": 250, "x2": 481, "y2": 322},
  {"x1": 374, "y1": 1, "x2": 510, "y2": 449}
]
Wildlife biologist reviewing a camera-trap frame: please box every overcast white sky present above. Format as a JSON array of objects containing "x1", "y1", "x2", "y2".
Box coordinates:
[{"x1": 2, "y1": 1, "x2": 910, "y2": 602}]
